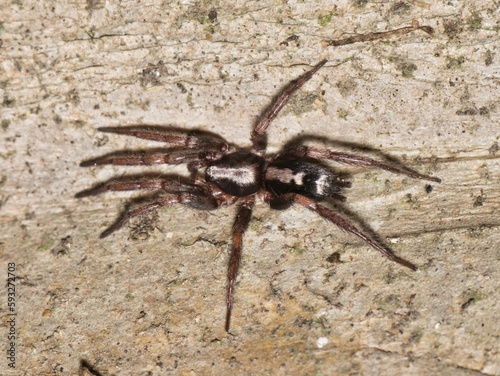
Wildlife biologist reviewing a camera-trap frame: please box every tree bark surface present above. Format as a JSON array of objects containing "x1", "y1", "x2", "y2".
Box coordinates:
[{"x1": 1, "y1": 1, "x2": 499, "y2": 374}]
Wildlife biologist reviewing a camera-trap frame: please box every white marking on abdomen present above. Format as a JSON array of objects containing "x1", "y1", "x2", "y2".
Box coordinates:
[
  {"x1": 266, "y1": 167, "x2": 306, "y2": 186},
  {"x1": 315, "y1": 174, "x2": 329, "y2": 195},
  {"x1": 207, "y1": 165, "x2": 257, "y2": 186}
]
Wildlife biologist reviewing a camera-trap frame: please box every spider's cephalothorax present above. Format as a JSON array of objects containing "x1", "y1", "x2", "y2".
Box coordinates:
[
  {"x1": 77, "y1": 60, "x2": 441, "y2": 331},
  {"x1": 205, "y1": 153, "x2": 263, "y2": 197}
]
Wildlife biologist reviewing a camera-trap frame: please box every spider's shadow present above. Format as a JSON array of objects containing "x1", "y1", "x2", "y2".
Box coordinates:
[
  {"x1": 79, "y1": 147, "x2": 205, "y2": 167},
  {"x1": 281, "y1": 134, "x2": 412, "y2": 167},
  {"x1": 80, "y1": 124, "x2": 235, "y2": 167},
  {"x1": 315, "y1": 197, "x2": 396, "y2": 255},
  {"x1": 101, "y1": 125, "x2": 231, "y2": 142},
  {"x1": 77, "y1": 173, "x2": 199, "y2": 238},
  {"x1": 277, "y1": 134, "x2": 425, "y2": 249},
  {"x1": 79, "y1": 359, "x2": 103, "y2": 376},
  {"x1": 77, "y1": 173, "x2": 193, "y2": 201}
]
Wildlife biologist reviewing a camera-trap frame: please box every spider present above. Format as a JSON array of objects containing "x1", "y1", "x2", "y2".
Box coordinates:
[{"x1": 76, "y1": 60, "x2": 441, "y2": 331}]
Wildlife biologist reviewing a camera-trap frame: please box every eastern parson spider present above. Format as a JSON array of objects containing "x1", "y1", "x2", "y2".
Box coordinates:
[{"x1": 76, "y1": 60, "x2": 440, "y2": 331}]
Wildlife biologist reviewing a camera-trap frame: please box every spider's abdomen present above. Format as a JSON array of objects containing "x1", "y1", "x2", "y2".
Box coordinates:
[
  {"x1": 206, "y1": 153, "x2": 263, "y2": 197},
  {"x1": 264, "y1": 160, "x2": 342, "y2": 199}
]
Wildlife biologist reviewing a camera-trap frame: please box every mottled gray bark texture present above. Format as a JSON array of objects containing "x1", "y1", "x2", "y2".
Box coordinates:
[{"x1": 1, "y1": 1, "x2": 499, "y2": 374}]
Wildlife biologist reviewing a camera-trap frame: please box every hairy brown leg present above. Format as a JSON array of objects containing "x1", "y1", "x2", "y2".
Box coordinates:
[
  {"x1": 80, "y1": 148, "x2": 227, "y2": 167},
  {"x1": 98, "y1": 126, "x2": 233, "y2": 151},
  {"x1": 75, "y1": 177, "x2": 198, "y2": 198},
  {"x1": 289, "y1": 146, "x2": 441, "y2": 182},
  {"x1": 225, "y1": 195, "x2": 255, "y2": 331},
  {"x1": 100, "y1": 193, "x2": 219, "y2": 238},
  {"x1": 293, "y1": 194, "x2": 417, "y2": 271},
  {"x1": 251, "y1": 60, "x2": 327, "y2": 155}
]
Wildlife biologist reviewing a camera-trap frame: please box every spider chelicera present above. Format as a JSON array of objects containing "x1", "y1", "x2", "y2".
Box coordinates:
[{"x1": 76, "y1": 60, "x2": 441, "y2": 331}]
